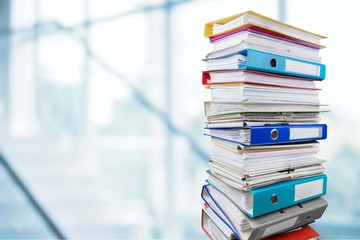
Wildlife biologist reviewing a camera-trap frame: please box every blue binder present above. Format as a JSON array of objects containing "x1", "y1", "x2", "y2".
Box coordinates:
[
  {"x1": 201, "y1": 185, "x2": 241, "y2": 240},
  {"x1": 205, "y1": 123, "x2": 327, "y2": 146},
  {"x1": 207, "y1": 174, "x2": 327, "y2": 218},
  {"x1": 205, "y1": 49, "x2": 326, "y2": 80}
]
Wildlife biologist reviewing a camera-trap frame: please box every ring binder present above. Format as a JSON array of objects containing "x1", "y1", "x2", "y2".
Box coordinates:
[
  {"x1": 205, "y1": 124, "x2": 327, "y2": 146},
  {"x1": 270, "y1": 129, "x2": 279, "y2": 140},
  {"x1": 201, "y1": 184, "x2": 328, "y2": 240},
  {"x1": 271, "y1": 194, "x2": 278, "y2": 204},
  {"x1": 204, "y1": 49, "x2": 326, "y2": 80},
  {"x1": 270, "y1": 58, "x2": 277, "y2": 68}
]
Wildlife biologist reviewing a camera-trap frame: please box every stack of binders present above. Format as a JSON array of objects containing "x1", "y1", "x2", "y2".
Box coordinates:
[{"x1": 200, "y1": 11, "x2": 329, "y2": 240}]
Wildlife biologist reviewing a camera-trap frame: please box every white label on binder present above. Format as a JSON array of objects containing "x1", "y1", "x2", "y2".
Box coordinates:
[
  {"x1": 295, "y1": 179, "x2": 323, "y2": 201},
  {"x1": 289, "y1": 127, "x2": 322, "y2": 140},
  {"x1": 262, "y1": 217, "x2": 298, "y2": 237},
  {"x1": 285, "y1": 59, "x2": 320, "y2": 76}
]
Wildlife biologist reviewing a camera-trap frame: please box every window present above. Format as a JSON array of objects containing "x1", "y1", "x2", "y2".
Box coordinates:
[{"x1": 1, "y1": 0, "x2": 359, "y2": 239}]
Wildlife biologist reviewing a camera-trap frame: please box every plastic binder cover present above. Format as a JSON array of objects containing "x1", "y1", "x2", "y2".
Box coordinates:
[{"x1": 201, "y1": 184, "x2": 328, "y2": 240}]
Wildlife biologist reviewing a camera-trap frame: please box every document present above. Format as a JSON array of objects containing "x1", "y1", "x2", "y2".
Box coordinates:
[
  {"x1": 210, "y1": 85, "x2": 319, "y2": 104},
  {"x1": 211, "y1": 137, "x2": 320, "y2": 153},
  {"x1": 204, "y1": 101, "x2": 327, "y2": 117},
  {"x1": 209, "y1": 162, "x2": 325, "y2": 190},
  {"x1": 206, "y1": 31, "x2": 321, "y2": 62}
]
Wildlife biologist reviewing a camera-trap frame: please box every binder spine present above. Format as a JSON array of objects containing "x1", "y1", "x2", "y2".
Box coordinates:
[
  {"x1": 249, "y1": 124, "x2": 327, "y2": 145},
  {"x1": 201, "y1": 185, "x2": 240, "y2": 239},
  {"x1": 244, "y1": 49, "x2": 326, "y2": 80},
  {"x1": 251, "y1": 175, "x2": 327, "y2": 218}
]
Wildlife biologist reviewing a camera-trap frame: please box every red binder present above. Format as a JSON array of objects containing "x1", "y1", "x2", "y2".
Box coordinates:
[{"x1": 265, "y1": 225, "x2": 319, "y2": 240}]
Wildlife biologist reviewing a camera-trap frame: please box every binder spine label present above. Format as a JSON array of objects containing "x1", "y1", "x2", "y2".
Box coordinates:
[
  {"x1": 294, "y1": 179, "x2": 324, "y2": 201},
  {"x1": 261, "y1": 217, "x2": 298, "y2": 238},
  {"x1": 285, "y1": 59, "x2": 320, "y2": 76},
  {"x1": 289, "y1": 126, "x2": 323, "y2": 140},
  {"x1": 245, "y1": 49, "x2": 326, "y2": 80}
]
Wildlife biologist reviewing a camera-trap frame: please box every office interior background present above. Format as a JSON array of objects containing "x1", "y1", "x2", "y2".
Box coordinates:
[{"x1": 0, "y1": 0, "x2": 359, "y2": 239}]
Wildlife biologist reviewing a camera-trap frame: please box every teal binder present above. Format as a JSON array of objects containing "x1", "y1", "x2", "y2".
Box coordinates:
[
  {"x1": 201, "y1": 184, "x2": 328, "y2": 240},
  {"x1": 205, "y1": 49, "x2": 326, "y2": 80},
  {"x1": 207, "y1": 174, "x2": 327, "y2": 218}
]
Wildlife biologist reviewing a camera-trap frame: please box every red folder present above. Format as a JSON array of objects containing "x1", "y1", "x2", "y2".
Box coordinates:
[
  {"x1": 265, "y1": 225, "x2": 319, "y2": 240},
  {"x1": 202, "y1": 70, "x2": 320, "y2": 90}
]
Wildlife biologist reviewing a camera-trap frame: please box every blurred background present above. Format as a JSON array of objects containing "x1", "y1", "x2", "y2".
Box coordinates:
[{"x1": 0, "y1": 0, "x2": 359, "y2": 239}]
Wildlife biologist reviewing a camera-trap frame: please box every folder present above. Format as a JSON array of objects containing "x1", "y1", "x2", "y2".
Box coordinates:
[
  {"x1": 204, "y1": 49, "x2": 326, "y2": 80},
  {"x1": 209, "y1": 84, "x2": 320, "y2": 104},
  {"x1": 201, "y1": 204, "x2": 236, "y2": 240},
  {"x1": 207, "y1": 173, "x2": 327, "y2": 218},
  {"x1": 211, "y1": 137, "x2": 320, "y2": 153},
  {"x1": 204, "y1": 101, "x2": 326, "y2": 117},
  {"x1": 205, "y1": 30, "x2": 321, "y2": 62},
  {"x1": 205, "y1": 124, "x2": 327, "y2": 146},
  {"x1": 201, "y1": 184, "x2": 328, "y2": 240},
  {"x1": 265, "y1": 225, "x2": 319, "y2": 240},
  {"x1": 201, "y1": 206, "x2": 320, "y2": 240},
  {"x1": 205, "y1": 112, "x2": 321, "y2": 128},
  {"x1": 204, "y1": 10, "x2": 326, "y2": 48},
  {"x1": 210, "y1": 139, "x2": 320, "y2": 174},
  {"x1": 202, "y1": 70, "x2": 320, "y2": 89},
  {"x1": 209, "y1": 161, "x2": 325, "y2": 190}
]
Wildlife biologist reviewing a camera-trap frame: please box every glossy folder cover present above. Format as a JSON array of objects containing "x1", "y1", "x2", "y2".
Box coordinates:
[
  {"x1": 207, "y1": 174, "x2": 327, "y2": 218},
  {"x1": 204, "y1": 49, "x2": 326, "y2": 80},
  {"x1": 205, "y1": 123, "x2": 327, "y2": 146},
  {"x1": 201, "y1": 184, "x2": 328, "y2": 240}
]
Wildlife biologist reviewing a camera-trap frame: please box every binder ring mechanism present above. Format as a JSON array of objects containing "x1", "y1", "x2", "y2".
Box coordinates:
[
  {"x1": 271, "y1": 194, "x2": 278, "y2": 204},
  {"x1": 270, "y1": 58, "x2": 277, "y2": 68},
  {"x1": 270, "y1": 129, "x2": 279, "y2": 140}
]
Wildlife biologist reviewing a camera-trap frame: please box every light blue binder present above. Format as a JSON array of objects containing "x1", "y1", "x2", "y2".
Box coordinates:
[
  {"x1": 205, "y1": 49, "x2": 326, "y2": 80},
  {"x1": 207, "y1": 174, "x2": 327, "y2": 218}
]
